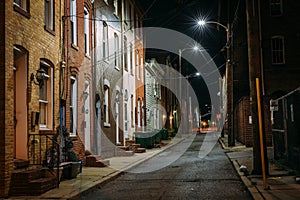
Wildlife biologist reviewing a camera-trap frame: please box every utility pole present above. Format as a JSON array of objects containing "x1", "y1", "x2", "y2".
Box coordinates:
[
  {"x1": 245, "y1": 0, "x2": 268, "y2": 175},
  {"x1": 226, "y1": 0, "x2": 234, "y2": 146}
]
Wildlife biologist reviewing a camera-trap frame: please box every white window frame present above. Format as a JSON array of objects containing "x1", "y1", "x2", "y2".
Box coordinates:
[
  {"x1": 70, "y1": 76, "x2": 77, "y2": 136},
  {"x1": 270, "y1": 0, "x2": 283, "y2": 16},
  {"x1": 70, "y1": 0, "x2": 77, "y2": 45},
  {"x1": 113, "y1": 0, "x2": 118, "y2": 16},
  {"x1": 124, "y1": 36, "x2": 128, "y2": 70},
  {"x1": 271, "y1": 36, "x2": 285, "y2": 65},
  {"x1": 136, "y1": 50, "x2": 140, "y2": 80},
  {"x1": 44, "y1": 0, "x2": 54, "y2": 31},
  {"x1": 84, "y1": 7, "x2": 90, "y2": 56},
  {"x1": 39, "y1": 60, "x2": 53, "y2": 130},
  {"x1": 130, "y1": 43, "x2": 133, "y2": 75},
  {"x1": 103, "y1": 21, "x2": 109, "y2": 60}
]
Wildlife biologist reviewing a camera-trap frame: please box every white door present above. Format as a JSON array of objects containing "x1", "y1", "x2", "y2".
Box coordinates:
[
  {"x1": 115, "y1": 102, "x2": 119, "y2": 144},
  {"x1": 84, "y1": 83, "x2": 90, "y2": 151}
]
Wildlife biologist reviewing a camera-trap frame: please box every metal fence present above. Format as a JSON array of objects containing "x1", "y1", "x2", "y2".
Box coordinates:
[{"x1": 271, "y1": 87, "x2": 300, "y2": 170}]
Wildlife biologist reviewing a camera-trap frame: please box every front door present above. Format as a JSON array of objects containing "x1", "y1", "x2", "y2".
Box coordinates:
[
  {"x1": 84, "y1": 82, "x2": 91, "y2": 151},
  {"x1": 14, "y1": 46, "x2": 28, "y2": 159}
]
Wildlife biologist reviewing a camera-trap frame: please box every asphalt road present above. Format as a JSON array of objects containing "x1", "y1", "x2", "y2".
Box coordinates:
[{"x1": 80, "y1": 133, "x2": 252, "y2": 200}]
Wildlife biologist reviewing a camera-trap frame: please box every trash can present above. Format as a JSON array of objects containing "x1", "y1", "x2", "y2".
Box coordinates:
[
  {"x1": 161, "y1": 129, "x2": 169, "y2": 140},
  {"x1": 134, "y1": 131, "x2": 155, "y2": 149}
]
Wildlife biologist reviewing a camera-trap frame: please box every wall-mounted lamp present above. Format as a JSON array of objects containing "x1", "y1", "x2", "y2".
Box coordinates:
[{"x1": 30, "y1": 68, "x2": 46, "y2": 86}]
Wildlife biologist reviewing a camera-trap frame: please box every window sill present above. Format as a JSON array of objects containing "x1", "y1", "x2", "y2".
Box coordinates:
[
  {"x1": 85, "y1": 54, "x2": 91, "y2": 59},
  {"x1": 14, "y1": 5, "x2": 30, "y2": 19},
  {"x1": 115, "y1": 66, "x2": 120, "y2": 71},
  {"x1": 44, "y1": 26, "x2": 55, "y2": 36},
  {"x1": 113, "y1": 13, "x2": 119, "y2": 19},
  {"x1": 39, "y1": 128, "x2": 54, "y2": 134},
  {"x1": 104, "y1": 122, "x2": 111, "y2": 128},
  {"x1": 71, "y1": 43, "x2": 79, "y2": 51}
]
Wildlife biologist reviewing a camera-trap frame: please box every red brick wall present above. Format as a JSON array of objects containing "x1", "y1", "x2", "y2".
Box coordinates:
[{"x1": 235, "y1": 96, "x2": 272, "y2": 147}]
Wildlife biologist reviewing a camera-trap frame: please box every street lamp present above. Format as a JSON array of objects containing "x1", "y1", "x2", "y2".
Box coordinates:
[{"x1": 197, "y1": 19, "x2": 233, "y2": 145}]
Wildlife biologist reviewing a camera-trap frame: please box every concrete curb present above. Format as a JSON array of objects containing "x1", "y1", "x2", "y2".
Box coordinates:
[
  {"x1": 218, "y1": 137, "x2": 265, "y2": 200},
  {"x1": 68, "y1": 134, "x2": 192, "y2": 199}
]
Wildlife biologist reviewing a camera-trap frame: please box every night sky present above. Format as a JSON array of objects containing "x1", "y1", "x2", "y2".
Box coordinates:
[{"x1": 138, "y1": 0, "x2": 226, "y2": 112}]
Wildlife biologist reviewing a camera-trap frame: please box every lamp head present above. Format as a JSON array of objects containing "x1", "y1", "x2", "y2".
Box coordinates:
[{"x1": 197, "y1": 20, "x2": 206, "y2": 26}]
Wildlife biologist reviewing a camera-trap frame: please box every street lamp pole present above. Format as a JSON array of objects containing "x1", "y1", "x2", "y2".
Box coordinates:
[{"x1": 198, "y1": 19, "x2": 234, "y2": 145}]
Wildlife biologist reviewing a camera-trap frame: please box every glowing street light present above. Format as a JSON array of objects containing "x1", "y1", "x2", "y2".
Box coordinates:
[{"x1": 197, "y1": 20, "x2": 228, "y2": 32}]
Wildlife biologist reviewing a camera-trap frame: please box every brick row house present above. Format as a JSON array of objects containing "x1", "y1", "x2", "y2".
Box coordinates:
[
  {"x1": 0, "y1": 0, "x2": 64, "y2": 196},
  {"x1": 0, "y1": 0, "x2": 145, "y2": 197}
]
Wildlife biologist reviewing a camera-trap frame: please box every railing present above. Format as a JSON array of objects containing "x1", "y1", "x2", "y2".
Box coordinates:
[
  {"x1": 271, "y1": 86, "x2": 300, "y2": 170},
  {"x1": 28, "y1": 133, "x2": 61, "y2": 188}
]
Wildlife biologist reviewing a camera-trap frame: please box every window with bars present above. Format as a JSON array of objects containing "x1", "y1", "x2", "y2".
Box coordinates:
[
  {"x1": 270, "y1": 0, "x2": 283, "y2": 16},
  {"x1": 70, "y1": 0, "x2": 77, "y2": 45},
  {"x1": 44, "y1": 0, "x2": 54, "y2": 32},
  {"x1": 271, "y1": 36, "x2": 285, "y2": 64}
]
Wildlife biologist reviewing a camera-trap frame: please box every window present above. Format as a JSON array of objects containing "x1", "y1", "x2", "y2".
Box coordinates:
[
  {"x1": 70, "y1": 0, "x2": 77, "y2": 45},
  {"x1": 114, "y1": 33, "x2": 120, "y2": 68},
  {"x1": 113, "y1": 0, "x2": 118, "y2": 16},
  {"x1": 135, "y1": 14, "x2": 139, "y2": 36},
  {"x1": 84, "y1": 7, "x2": 90, "y2": 55},
  {"x1": 103, "y1": 22, "x2": 108, "y2": 60},
  {"x1": 130, "y1": 43, "x2": 133, "y2": 75},
  {"x1": 14, "y1": 0, "x2": 30, "y2": 17},
  {"x1": 129, "y1": 4, "x2": 132, "y2": 28},
  {"x1": 271, "y1": 36, "x2": 285, "y2": 64},
  {"x1": 70, "y1": 76, "x2": 77, "y2": 136},
  {"x1": 270, "y1": 0, "x2": 283, "y2": 16},
  {"x1": 136, "y1": 50, "x2": 140, "y2": 79},
  {"x1": 39, "y1": 60, "x2": 53, "y2": 129},
  {"x1": 44, "y1": 0, "x2": 54, "y2": 32},
  {"x1": 140, "y1": 56, "x2": 143, "y2": 82},
  {"x1": 104, "y1": 85, "x2": 110, "y2": 126},
  {"x1": 124, "y1": 36, "x2": 128, "y2": 70},
  {"x1": 123, "y1": 0, "x2": 127, "y2": 22},
  {"x1": 137, "y1": 98, "x2": 141, "y2": 127}
]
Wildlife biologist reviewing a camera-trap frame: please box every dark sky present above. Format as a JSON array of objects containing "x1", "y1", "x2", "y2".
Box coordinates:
[{"x1": 138, "y1": 0, "x2": 226, "y2": 109}]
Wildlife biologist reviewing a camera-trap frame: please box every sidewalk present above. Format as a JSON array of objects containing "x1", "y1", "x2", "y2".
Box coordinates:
[
  {"x1": 219, "y1": 134, "x2": 300, "y2": 200},
  {"x1": 8, "y1": 134, "x2": 191, "y2": 200}
]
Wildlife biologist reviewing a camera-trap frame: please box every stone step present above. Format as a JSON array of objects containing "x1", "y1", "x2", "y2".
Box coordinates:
[
  {"x1": 10, "y1": 168, "x2": 57, "y2": 196},
  {"x1": 135, "y1": 148, "x2": 146, "y2": 153},
  {"x1": 86, "y1": 155, "x2": 110, "y2": 167},
  {"x1": 115, "y1": 150, "x2": 134, "y2": 156}
]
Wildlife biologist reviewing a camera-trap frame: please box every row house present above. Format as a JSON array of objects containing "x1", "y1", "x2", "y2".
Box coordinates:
[
  {"x1": 0, "y1": 0, "x2": 144, "y2": 197},
  {"x1": 145, "y1": 59, "x2": 164, "y2": 131},
  {"x1": 0, "y1": 0, "x2": 63, "y2": 197},
  {"x1": 94, "y1": 0, "x2": 144, "y2": 158},
  {"x1": 63, "y1": 0, "x2": 95, "y2": 162}
]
